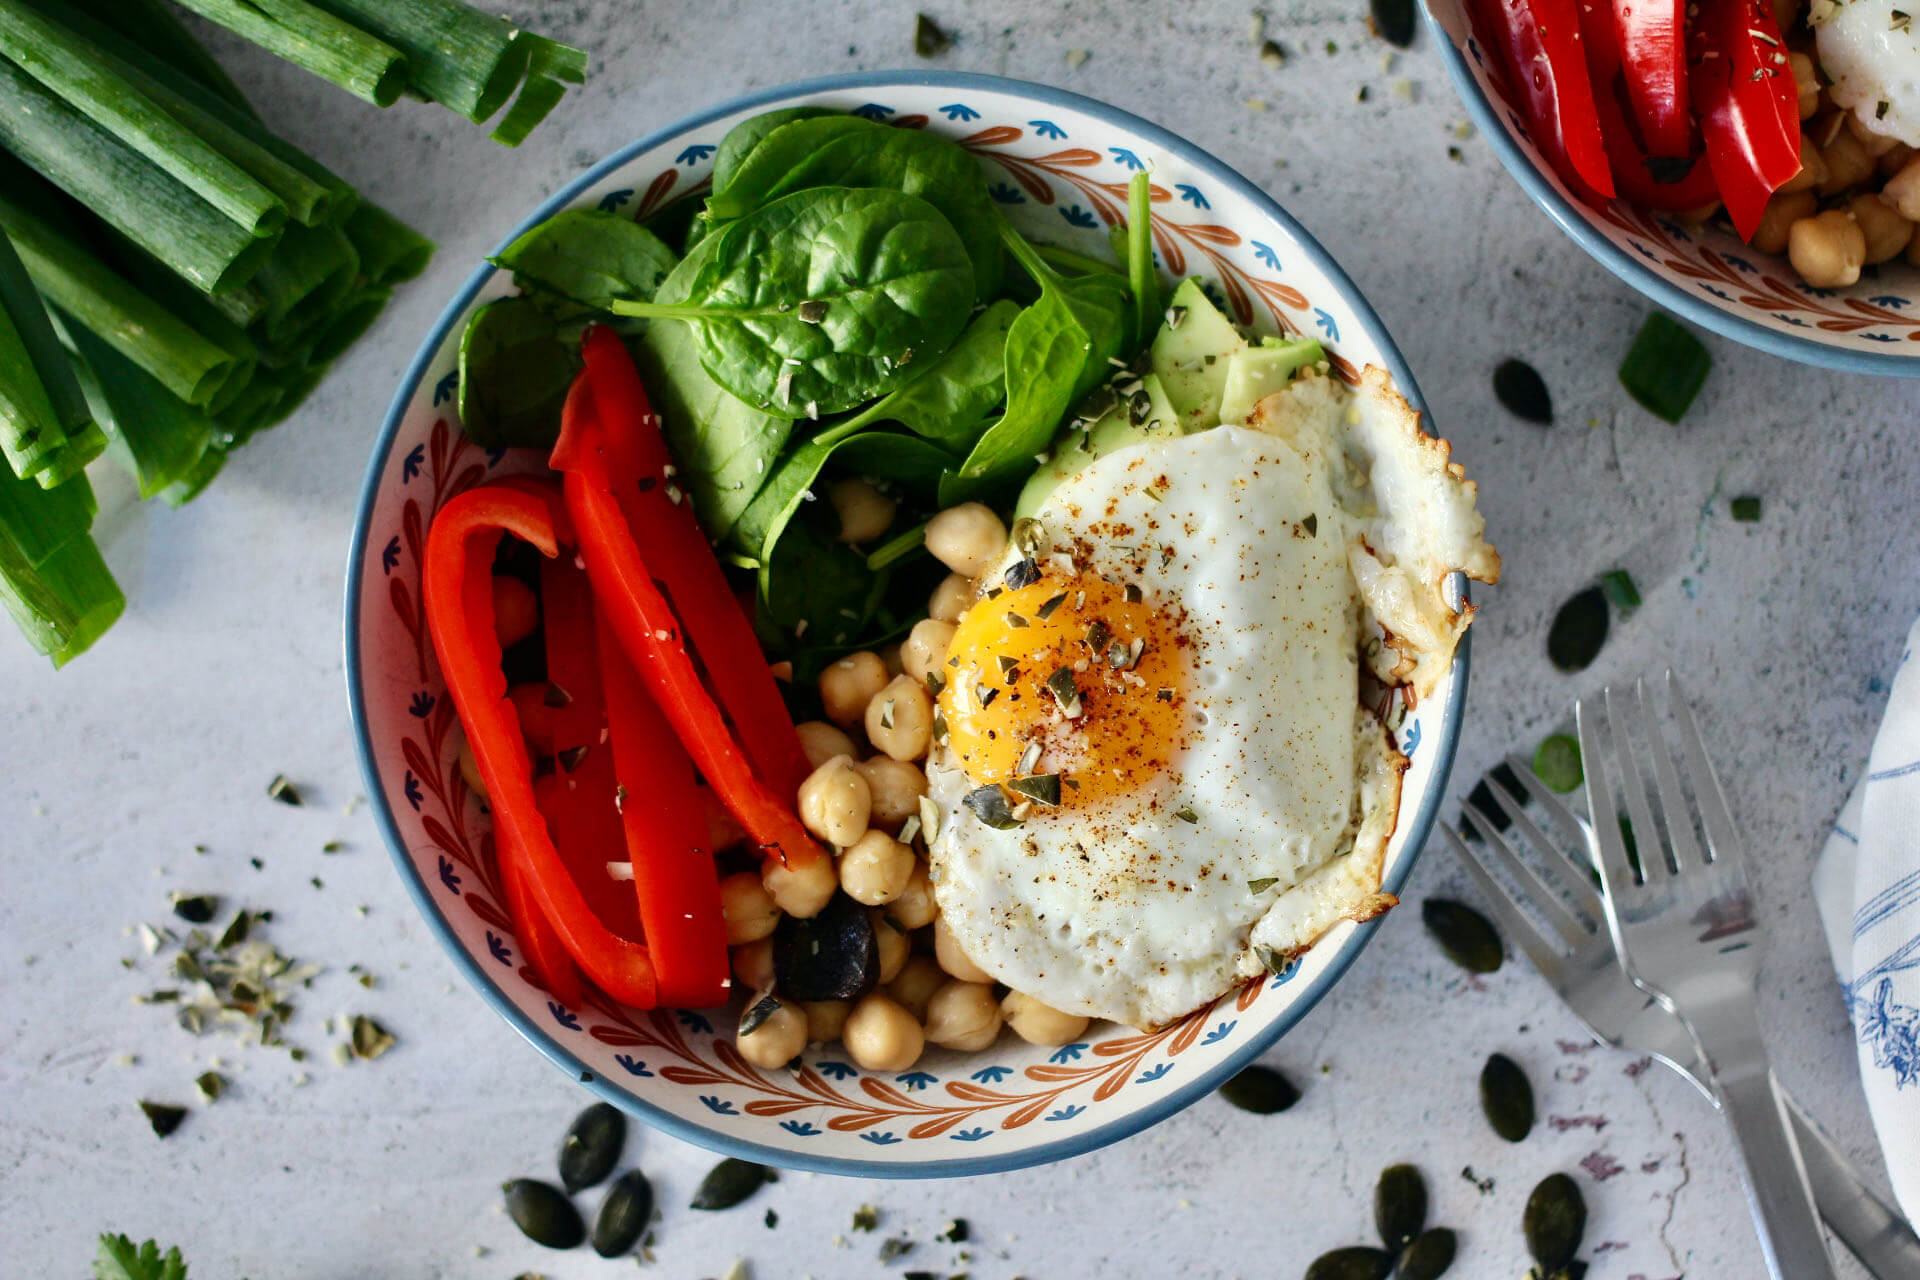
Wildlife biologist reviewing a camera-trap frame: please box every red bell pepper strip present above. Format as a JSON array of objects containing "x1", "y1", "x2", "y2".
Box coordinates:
[
  {"x1": 552, "y1": 375, "x2": 823, "y2": 871},
  {"x1": 1689, "y1": 0, "x2": 1801, "y2": 240},
  {"x1": 535, "y1": 553, "x2": 645, "y2": 942},
  {"x1": 574, "y1": 326, "x2": 811, "y2": 801},
  {"x1": 1470, "y1": 0, "x2": 1617, "y2": 200},
  {"x1": 423, "y1": 483, "x2": 659, "y2": 1008},
  {"x1": 1611, "y1": 0, "x2": 1691, "y2": 157},
  {"x1": 598, "y1": 612, "x2": 732, "y2": 1007},
  {"x1": 1596, "y1": 78, "x2": 1722, "y2": 208}
]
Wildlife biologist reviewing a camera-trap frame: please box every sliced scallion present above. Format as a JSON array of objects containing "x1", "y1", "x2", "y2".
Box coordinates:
[
  {"x1": 0, "y1": 222, "x2": 91, "y2": 483},
  {"x1": 1618, "y1": 312, "x2": 1710, "y2": 424},
  {"x1": 310, "y1": 0, "x2": 529, "y2": 123},
  {"x1": 344, "y1": 201, "x2": 435, "y2": 285},
  {"x1": 0, "y1": 446, "x2": 91, "y2": 567},
  {"x1": 54, "y1": 0, "x2": 254, "y2": 115},
  {"x1": 169, "y1": 0, "x2": 408, "y2": 108},
  {"x1": 0, "y1": 507, "x2": 122, "y2": 666},
  {"x1": 65, "y1": 319, "x2": 216, "y2": 500}
]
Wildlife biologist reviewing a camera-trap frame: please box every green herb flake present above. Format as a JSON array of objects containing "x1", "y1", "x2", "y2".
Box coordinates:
[
  {"x1": 266, "y1": 774, "x2": 302, "y2": 806},
  {"x1": 914, "y1": 12, "x2": 952, "y2": 56},
  {"x1": 321, "y1": 841, "x2": 345, "y2": 854},
  {"x1": 1007, "y1": 774, "x2": 1062, "y2": 806},
  {"x1": 194, "y1": 1070, "x2": 225, "y2": 1103},
  {"x1": 1302, "y1": 513, "x2": 1318, "y2": 537},
  {"x1": 139, "y1": 1100, "x2": 188, "y2": 1138},
  {"x1": 852, "y1": 1204, "x2": 881, "y2": 1232},
  {"x1": 1599, "y1": 569, "x2": 1641, "y2": 612},
  {"x1": 1044, "y1": 668, "x2": 1082, "y2": 718},
  {"x1": 214, "y1": 910, "x2": 252, "y2": 951},
  {"x1": 1085, "y1": 620, "x2": 1112, "y2": 651},
  {"x1": 961, "y1": 785, "x2": 1021, "y2": 830},
  {"x1": 1731, "y1": 494, "x2": 1762, "y2": 522},
  {"x1": 878, "y1": 1237, "x2": 914, "y2": 1262},
  {"x1": 348, "y1": 1014, "x2": 396, "y2": 1061},
  {"x1": 170, "y1": 893, "x2": 218, "y2": 925},
  {"x1": 1035, "y1": 592, "x2": 1068, "y2": 620},
  {"x1": 1248, "y1": 877, "x2": 1279, "y2": 894},
  {"x1": 1174, "y1": 807, "x2": 1199, "y2": 824}
]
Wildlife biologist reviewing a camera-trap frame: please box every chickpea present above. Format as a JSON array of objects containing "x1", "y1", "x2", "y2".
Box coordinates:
[
  {"x1": 732, "y1": 937, "x2": 775, "y2": 991},
  {"x1": 1819, "y1": 129, "x2": 1875, "y2": 195},
  {"x1": 855, "y1": 756, "x2": 928, "y2": 829},
  {"x1": 802, "y1": 999, "x2": 851, "y2": 1043},
  {"x1": 819, "y1": 652, "x2": 887, "y2": 728},
  {"x1": 842, "y1": 992, "x2": 924, "y2": 1072},
  {"x1": 1879, "y1": 143, "x2": 1917, "y2": 180},
  {"x1": 901, "y1": 619, "x2": 956, "y2": 686},
  {"x1": 492, "y1": 575, "x2": 539, "y2": 649},
  {"x1": 865, "y1": 675, "x2": 934, "y2": 762},
  {"x1": 829, "y1": 477, "x2": 897, "y2": 544},
  {"x1": 1752, "y1": 189, "x2": 1819, "y2": 256},
  {"x1": 884, "y1": 858, "x2": 938, "y2": 930},
  {"x1": 456, "y1": 737, "x2": 487, "y2": 801},
  {"x1": 1848, "y1": 193, "x2": 1914, "y2": 263},
  {"x1": 798, "y1": 755, "x2": 870, "y2": 847},
  {"x1": 924, "y1": 502, "x2": 1007, "y2": 578},
  {"x1": 871, "y1": 908, "x2": 910, "y2": 982},
  {"x1": 1001, "y1": 991, "x2": 1091, "y2": 1046},
  {"x1": 885, "y1": 955, "x2": 946, "y2": 1021},
  {"x1": 1790, "y1": 52, "x2": 1820, "y2": 121},
  {"x1": 1882, "y1": 154, "x2": 1920, "y2": 221},
  {"x1": 763, "y1": 850, "x2": 837, "y2": 919},
  {"x1": 934, "y1": 916, "x2": 993, "y2": 983},
  {"x1": 1788, "y1": 209, "x2": 1867, "y2": 288},
  {"x1": 720, "y1": 872, "x2": 781, "y2": 945},
  {"x1": 928, "y1": 572, "x2": 975, "y2": 624},
  {"x1": 1846, "y1": 111, "x2": 1903, "y2": 159},
  {"x1": 1779, "y1": 134, "x2": 1828, "y2": 195},
  {"x1": 924, "y1": 980, "x2": 1004, "y2": 1051},
  {"x1": 839, "y1": 830, "x2": 916, "y2": 905},
  {"x1": 737, "y1": 996, "x2": 808, "y2": 1070},
  {"x1": 795, "y1": 720, "x2": 857, "y2": 771}
]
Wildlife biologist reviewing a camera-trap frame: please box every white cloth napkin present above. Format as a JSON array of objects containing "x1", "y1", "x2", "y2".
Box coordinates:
[{"x1": 1811, "y1": 617, "x2": 1920, "y2": 1222}]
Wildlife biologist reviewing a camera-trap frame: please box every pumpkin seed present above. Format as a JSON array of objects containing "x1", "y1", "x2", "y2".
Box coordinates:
[
  {"x1": 503, "y1": 1178, "x2": 585, "y2": 1249},
  {"x1": 1480, "y1": 1052, "x2": 1535, "y2": 1142},
  {"x1": 1421, "y1": 898, "x2": 1503, "y2": 973},
  {"x1": 691, "y1": 1157, "x2": 771, "y2": 1210},
  {"x1": 1547, "y1": 587, "x2": 1608, "y2": 672},
  {"x1": 1370, "y1": 0, "x2": 1416, "y2": 46},
  {"x1": 1373, "y1": 1163, "x2": 1427, "y2": 1250},
  {"x1": 1302, "y1": 1245, "x2": 1392, "y2": 1280},
  {"x1": 1218, "y1": 1064, "x2": 1300, "y2": 1114},
  {"x1": 558, "y1": 1101, "x2": 626, "y2": 1192},
  {"x1": 1523, "y1": 1172, "x2": 1586, "y2": 1269},
  {"x1": 1396, "y1": 1226, "x2": 1457, "y2": 1280},
  {"x1": 1493, "y1": 358, "x2": 1552, "y2": 423},
  {"x1": 591, "y1": 1169, "x2": 653, "y2": 1257},
  {"x1": 139, "y1": 1100, "x2": 187, "y2": 1138}
]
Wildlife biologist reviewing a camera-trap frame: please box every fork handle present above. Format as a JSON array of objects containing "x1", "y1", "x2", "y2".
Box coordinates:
[
  {"x1": 1781, "y1": 1086, "x2": 1920, "y2": 1280},
  {"x1": 1720, "y1": 1065, "x2": 1839, "y2": 1279}
]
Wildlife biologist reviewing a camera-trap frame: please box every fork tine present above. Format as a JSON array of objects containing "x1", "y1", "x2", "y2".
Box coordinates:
[
  {"x1": 1502, "y1": 752, "x2": 1593, "y2": 851},
  {"x1": 1577, "y1": 693, "x2": 1642, "y2": 898},
  {"x1": 1666, "y1": 671, "x2": 1743, "y2": 865},
  {"x1": 1606, "y1": 682, "x2": 1672, "y2": 882},
  {"x1": 1459, "y1": 803, "x2": 1592, "y2": 947},
  {"x1": 1628, "y1": 673, "x2": 1707, "y2": 873},
  {"x1": 1440, "y1": 825, "x2": 1570, "y2": 978},
  {"x1": 1479, "y1": 768, "x2": 1608, "y2": 925}
]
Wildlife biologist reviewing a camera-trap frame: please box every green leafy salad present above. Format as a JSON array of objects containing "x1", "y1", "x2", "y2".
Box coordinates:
[{"x1": 457, "y1": 107, "x2": 1325, "y2": 682}]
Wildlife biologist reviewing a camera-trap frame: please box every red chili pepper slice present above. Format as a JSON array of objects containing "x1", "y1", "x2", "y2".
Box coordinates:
[
  {"x1": 1611, "y1": 0, "x2": 1691, "y2": 157},
  {"x1": 1596, "y1": 76, "x2": 1722, "y2": 208},
  {"x1": 598, "y1": 611, "x2": 732, "y2": 1007},
  {"x1": 552, "y1": 374, "x2": 823, "y2": 871},
  {"x1": 1470, "y1": 0, "x2": 1618, "y2": 200},
  {"x1": 1690, "y1": 0, "x2": 1800, "y2": 239},
  {"x1": 573, "y1": 326, "x2": 811, "y2": 800},
  {"x1": 423, "y1": 483, "x2": 659, "y2": 1008}
]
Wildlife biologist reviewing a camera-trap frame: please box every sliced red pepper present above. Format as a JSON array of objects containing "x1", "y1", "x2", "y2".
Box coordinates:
[
  {"x1": 1689, "y1": 0, "x2": 1801, "y2": 239},
  {"x1": 598, "y1": 611, "x2": 732, "y2": 1007},
  {"x1": 552, "y1": 375, "x2": 823, "y2": 871},
  {"x1": 1596, "y1": 76, "x2": 1722, "y2": 208},
  {"x1": 536, "y1": 553, "x2": 645, "y2": 942},
  {"x1": 423, "y1": 483, "x2": 659, "y2": 1008},
  {"x1": 572, "y1": 326, "x2": 811, "y2": 800},
  {"x1": 1470, "y1": 0, "x2": 1618, "y2": 200},
  {"x1": 1611, "y1": 0, "x2": 1690, "y2": 157}
]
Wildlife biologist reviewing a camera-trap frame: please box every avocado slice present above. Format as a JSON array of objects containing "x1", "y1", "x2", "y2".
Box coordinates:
[
  {"x1": 1014, "y1": 373, "x2": 1180, "y2": 520},
  {"x1": 1217, "y1": 337, "x2": 1325, "y2": 426},
  {"x1": 1149, "y1": 278, "x2": 1245, "y2": 431}
]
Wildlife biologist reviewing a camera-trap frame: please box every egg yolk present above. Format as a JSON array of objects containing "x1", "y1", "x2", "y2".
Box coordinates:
[{"x1": 938, "y1": 574, "x2": 1189, "y2": 808}]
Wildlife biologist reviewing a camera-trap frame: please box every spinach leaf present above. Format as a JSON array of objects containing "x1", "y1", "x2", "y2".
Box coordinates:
[
  {"x1": 829, "y1": 298, "x2": 1018, "y2": 448},
  {"x1": 710, "y1": 105, "x2": 843, "y2": 192},
  {"x1": 831, "y1": 431, "x2": 957, "y2": 501},
  {"x1": 492, "y1": 208, "x2": 677, "y2": 312},
  {"x1": 614, "y1": 187, "x2": 974, "y2": 418},
  {"x1": 756, "y1": 513, "x2": 890, "y2": 659},
  {"x1": 456, "y1": 295, "x2": 582, "y2": 449},
  {"x1": 730, "y1": 424, "x2": 956, "y2": 565},
  {"x1": 704, "y1": 115, "x2": 1005, "y2": 300}
]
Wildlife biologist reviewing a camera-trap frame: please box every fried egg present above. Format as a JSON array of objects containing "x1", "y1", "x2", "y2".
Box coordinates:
[
  {"x1": 1817, "y1": 0, "x2": 1920, "y2": 148},
  {"x1": 926, "y1": 366, "x2": 1497, "y2": 1029}
]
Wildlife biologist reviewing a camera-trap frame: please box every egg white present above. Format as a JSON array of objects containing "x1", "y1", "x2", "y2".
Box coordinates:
[{"x1": 1817, "y1": 0, "x2": 1920, "y2": 148}]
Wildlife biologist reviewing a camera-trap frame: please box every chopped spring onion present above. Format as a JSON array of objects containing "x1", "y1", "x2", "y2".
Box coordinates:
[
  {"x1": 168, "y1": 0, "x2": 409, "y2": 108},
  {"x1": 309, "y1": 0, "x2": 531, "y2": 123},
  {"x1": 1532, "y1": 733, "x2": 1583, "y2": 793},
  {"x1": 1618, "y1": 312, "x2": 1710, "y2": 424},
  {"x1": 0, "y1": 440, "x2": 92, "y2": 567},
  {"x1": 64, "y1": 319, "x2": 216, "y2": 500},
  {"x1": 0, "y1": 223, "x2": 91, "y2": 484},
  {"x1": 344, "y1": 201, "x2": 436, "y2": 285},
  {"x1": 56, "y1": 0, "x2": 254, "y2": 115},
  {"x1": 1598, "y1": 568, "x2": 1640, "y2": 613},
  {"x1": 0, "y1": 491, "x2": 121, "y2": 667}
]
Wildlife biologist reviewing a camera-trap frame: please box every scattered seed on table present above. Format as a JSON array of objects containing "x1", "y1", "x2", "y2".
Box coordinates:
[
  {"x1": 691, "y1": 1157, "x2": 771, "y2": 1210},
  {"x1": 1369, "y1": 0, "x2": 1416, "y2": 46},
  {"x1": 1396, "y1": 1226, "x2": 1457, "y2": 1280},
  {"x1": 1421, "y1": 898, "x2": 1503, "y2": 973},
  {"x1": 1218, "y1": 1063, "x2": 1301, "y2": 1113},
  {"x1": 1481, "y1": 1052, "x2": 1535, "y2": 1141},
  {"x1": 913, "y1": 13, "x2": 950, "y2": 57},
  {"x1": 1547, "y1": 586, "x2": 1608, "y2": 672},
  {"x1": 1731, "y1": 494, "x2": 1762, "y2": 522},
  {"x1": 503, "y1": 1178, "x2": 584, "y2": 1249},
  {"x1": 139, "y1": 1100, "x2": 187, "y2": 1138},
  {"x1": 558, "y1": 1101, "x2": 625, "y2": 1192},
  {"x1": 591, "y1": 1169, "x2": 653, "y2": 1258},
  {"x1": 1373, "y1": 1164, "x2": 1427, "y2": 1250},
  {"x1": 1524, "y1": 1172, "x2": 1587, "y2": 1270},
  {"x1": 1303, "y1": 1244, "x2": 1393, "y2": 1280},
  {"x1": 1493, "y1": 358, "x2": 1552, "y2": 423}
]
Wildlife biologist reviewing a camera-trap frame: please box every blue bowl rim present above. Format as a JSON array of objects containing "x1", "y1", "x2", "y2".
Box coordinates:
[
  {"x1": 1419, "y1": 3, "x2": 1920, "y2": 379},
  {"x1": 342, "y1": 68, "x2": 1470, "y2": 1179}
]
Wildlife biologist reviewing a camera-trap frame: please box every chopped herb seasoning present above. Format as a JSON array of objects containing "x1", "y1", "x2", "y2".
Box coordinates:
[
  {"x1": 1004, "y1": 610, "x2": 1029, "y2": 628},
  {"x1": 1035, "y1": 592, "x2": 1068, "y2": 620},
  {"x1": 194, "y1": 1070, "x2": 225, "y2": 1102},
  {"x1": 940, "y1": 1219, "x2": 970, "y2": 1243},
  {"x1": 1253, "y1": 944, "x2": 1293, "y2": 978},
  {"x1": 1619, "y1": 312, "x2": 1710, "y2": 422},
  {"x1": 139, "y1": 1100, "x2": 188, "y2": 1137},
  {"x1": 348, "y1": 1014, "x2": 396, "y2": 1060},
  {"x1": 1895, "y1": 8, "x2": 1913, "y2": 28},
  {"x1": 1302, "y1": 513, "x2": 1318, "y2": 537},
  {"x1": 1084, "y1": 620, "x2": 1112, "y2": 651},
  {"x1": 1598, "y1": 569, "x2": 1640, "y2": 613},
  {"x1": 1004, "y1": 557, "x2": 1040, "y2": 589},
  {"x1": 852, "y1": 1204, "x2": 881, "y2": 1232},
  {"x1": 1173, "y1": 807, "x2": 1199, "y2": 824},
  {"x1": 170, "y1": 894, "x2": 218, "y2": 925},
  {"x1": 215, "y1": 911, "x2": 252, "y2": 951},
  {"x1": 557, "y1": 745, "x2": 590, "y2": 773},
  {"x1": 1123, "y1": 583, "x2": 1143, "y2": 603},
  {"x1": 266, "y1": 774, "x2": 302, "y2": 806},
  {"x1": 914, "y1": 12, "x2": 951, "y2": 56},
  {"x1": 1731, "y1": 494, "x2": 1762, "y2": 522},
  {"x1": 1248, "y1": 877, "x2": 1278, "y2": 894},
  {"x1": 1045, "y1": 668, "x2": 1082, "y2": 718},
  {"x1": 962, "y1": 785, "x2": 1021, "y2": 829},
  {"x1": 879, "y1": 1237, "x2": 915, "y2": 1262},
  {"x1": 1261, "y1": 38, "x2": 1286, "y2": 65},
  {"x1": 1008, "y1": 774, "x2": 1062, "y2": 806},
  {"x1": 796, "y1": 299, "x2": 828, "y2": 324}
]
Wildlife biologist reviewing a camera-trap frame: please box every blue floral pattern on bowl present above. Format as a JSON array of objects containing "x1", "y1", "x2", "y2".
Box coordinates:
[{"x1": 345, "y1": 72, "x2": 1468, "y2": 1177}]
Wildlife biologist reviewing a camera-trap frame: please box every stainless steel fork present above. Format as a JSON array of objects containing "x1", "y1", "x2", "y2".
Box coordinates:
[
  {"x1": 1442, "y1": 759, "x2": 1920, "y2": 1277},
  {"x1": 1579, "y1": 672, "x2": 1834, "y2": 1279}
]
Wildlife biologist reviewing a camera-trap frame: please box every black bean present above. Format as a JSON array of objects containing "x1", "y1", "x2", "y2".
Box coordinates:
[
  {"x1": 558, "y1": 1101, "x2": 626, "y2": 1192},
  {"x1": 591, "y1": 1169, "x2": 653, "y2": 1257},
  {"x1": 503, "y1": 1178, "x2": 585, "y2": 1249}
]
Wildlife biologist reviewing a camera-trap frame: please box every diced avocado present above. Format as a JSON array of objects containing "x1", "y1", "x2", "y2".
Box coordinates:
[
  {"x1": 1217, "y1": 337, "x2": 1324, "y2": 426},
  {"x1": 1014, "y1": 373, "x2": 1180, "y2": 520},
  {"x1": 1150, "y1": 278, "x2": 1245, "y2": 431}
]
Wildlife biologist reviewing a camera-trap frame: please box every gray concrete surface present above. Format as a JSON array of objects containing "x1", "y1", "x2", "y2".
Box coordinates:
[{"x1": 4, "y1": 2, "x2": 1915, "y2": 1276}]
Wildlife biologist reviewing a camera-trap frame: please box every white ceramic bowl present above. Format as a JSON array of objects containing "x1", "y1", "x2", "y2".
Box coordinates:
[
  {"x1": 345, "y1": 71, "x2": 1470, "y2": 1176},
  {"x1": 1423, "y1": 0, "x2": 1920, "y2": 375}
]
